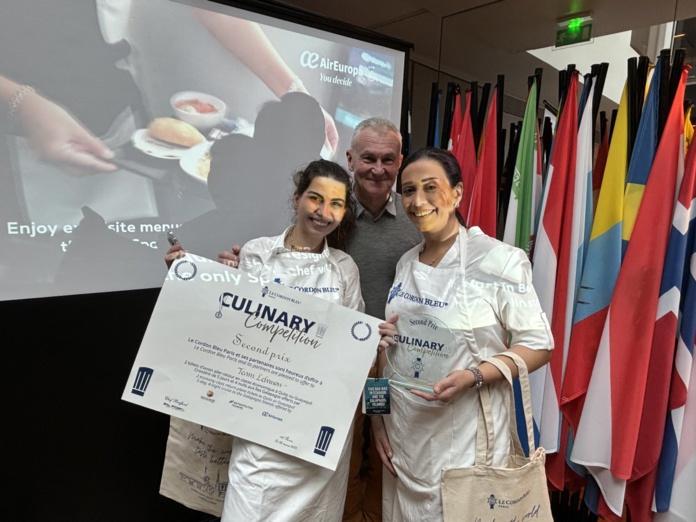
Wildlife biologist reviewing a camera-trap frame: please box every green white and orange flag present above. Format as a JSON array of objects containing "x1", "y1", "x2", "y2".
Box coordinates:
[{"x1": 503, "y1": 79, "x2": 542, "y2": 256}]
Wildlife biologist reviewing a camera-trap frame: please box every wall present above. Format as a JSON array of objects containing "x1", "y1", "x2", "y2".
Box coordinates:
[{"x1": 2, "y1": 290, "x2": 205, "y2": 521}]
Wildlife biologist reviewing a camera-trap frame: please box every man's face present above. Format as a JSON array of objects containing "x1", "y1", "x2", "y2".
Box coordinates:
[{"x1": 346, "y1": 129, "x2": 402, "y2": 202}]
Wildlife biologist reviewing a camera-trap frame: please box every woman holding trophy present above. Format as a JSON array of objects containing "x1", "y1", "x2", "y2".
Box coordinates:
[{"x1": 371, "y1": 147, "x2": 553, "y2": 521}]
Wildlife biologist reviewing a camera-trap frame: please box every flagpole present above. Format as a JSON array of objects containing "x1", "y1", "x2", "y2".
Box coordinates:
[
  {"x1": 658, "y1": 49, "x2": 672, "y2": 142},
  {"x1": 636, "y1": 55, "x2": 650, "y2": 141},
  {"x1": 477, "y1": 82, "x2": 491, "y2": 153},
  {"x1": 592, "y1": 63, "x2": 610, "y2": 141},
  {"x1": 578, "y1": 73, "x2": 593, "y2": 122},
  {"x1": 470, "y1": 81, "x2": 479, "y2": 151},
  {"x1": 426, "y1": 82, "x2": 440, "y2": 146},
  {"x1": 500, "y1": 121, "x2": 521, "y2": 228},
  {"x1": 496, "y1": 74, "x2": 505, "y2": 218},
  {"x1": 668, "y1": 48, "x2": 686, "y2": 112},
  {"x1": 558, "y1": 64, "x2": 576, "y2": 120},
  {"x1": 542, "y1": 116, "x2": 553, "y2": 176},
  {"x1": 534, "y1": 67, "x2": 543, "y2": 122},
  {"x1": 627, "y1": 57, "x2": 638, "y2": 161},
  {"x1": 600, "y1": 111, "x2": 607, "y2": 142},
  {"x1": 440, "y1": 82, "x2": 457, "y2": 149}
]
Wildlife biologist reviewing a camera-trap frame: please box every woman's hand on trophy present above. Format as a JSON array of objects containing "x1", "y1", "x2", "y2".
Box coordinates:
[{"x1": 410, "y1": 369, "x2": 474, "y2": 403}]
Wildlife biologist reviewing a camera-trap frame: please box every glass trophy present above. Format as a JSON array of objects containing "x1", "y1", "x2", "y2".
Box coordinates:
[{"x1": 385, "y1": 313, "x2": 458, "y2": 394}]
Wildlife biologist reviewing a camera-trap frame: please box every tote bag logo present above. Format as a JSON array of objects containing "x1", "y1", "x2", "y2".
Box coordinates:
[
  {"x1": 487, "y1": 494, "x2": 497, "y2": 509},
  {"x1": 313, "y1": 426, "x2": 335, "y2": 456},
  {"x1": 131, "y1": 367, "x2": 154, "y2": 396},
  {"x1": 486, "y1": 490, "x2": 532, "y2": 510}
]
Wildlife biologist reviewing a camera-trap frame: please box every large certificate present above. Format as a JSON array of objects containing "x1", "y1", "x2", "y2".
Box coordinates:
[{"x1": 122, "y1": 255, "x2": 381, "y2": 470}]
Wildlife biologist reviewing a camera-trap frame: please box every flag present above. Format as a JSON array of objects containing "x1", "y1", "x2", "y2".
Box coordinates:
[
  {"x1": 592, "y1": 123, "x2": 610, "y2": 213},
  {"x1": 653, "y1": 128, "x2": 696, "y2": 517},
  {"x1": 570, "y1": 67, "x2": 688, "y2": 517},
  {"x1": 543, "y1": 74, "x2": 595, "y2": 489},
  {"x1": 562, "y1": 64, "x2": 661, "y2": 442},
  {"x1": 685, "y1": 104, "x2": 693, "y2": 155},
  {"x1": 654, "y1": 222, "x2": 696, "y2": 522},
  {"x1": 561, "y1": 83, "x2": 629, "y2": 440},
  {"x1": 622, "y1": 62, "x2": 661, "y2": 255},
  {"x1": 567, "y1": 77, "x2": 595, "y2": 350},
  {"x1": 503, "y1": 79, "x2": 541, "y2": 255},
  {"x1": 624, "y1": 72, "x2": 695, "y2": 522},
  {"x1": 467, "y1": 87, "x2": 498, "y2": 236},
  {"x1": 453, "y1": 91, "x2": 477, "y2": 223},
  {"x1": 528, "y1": 72, "x2": 578, "y2": 482},
  {"x1": 447, "y1": 91, "x2": 463, "y2": 151}
]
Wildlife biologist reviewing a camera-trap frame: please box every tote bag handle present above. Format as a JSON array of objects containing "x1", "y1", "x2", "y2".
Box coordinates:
[{"x1": 474, "y1": 352, "x2": 536, "y2": 466}]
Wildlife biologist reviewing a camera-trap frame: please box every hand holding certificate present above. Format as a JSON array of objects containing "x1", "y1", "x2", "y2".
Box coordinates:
[{"x1": 123, "y1": 255, "x2": 381, "y2": 470}]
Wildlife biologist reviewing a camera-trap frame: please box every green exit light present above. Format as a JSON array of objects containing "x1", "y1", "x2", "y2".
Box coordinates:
[
  {"x1": 556, "y1": 18, "x2": 593, "y2": 47},
  {"x1": 567, "y1": 18, "x2": 583, "y2": 32}
]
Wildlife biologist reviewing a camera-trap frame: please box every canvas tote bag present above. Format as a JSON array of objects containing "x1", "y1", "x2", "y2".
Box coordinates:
[
  {"x1": 441, "y1": 352, "x2": 553, "y2": 521},
  {"x1": 159, "y1": 417, "x2": 232, "y2": 516}
]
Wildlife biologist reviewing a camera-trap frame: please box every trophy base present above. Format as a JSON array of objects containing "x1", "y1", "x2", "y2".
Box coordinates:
[{"x1": 389, "y1": 379, "x2": 434, "y2": 394}]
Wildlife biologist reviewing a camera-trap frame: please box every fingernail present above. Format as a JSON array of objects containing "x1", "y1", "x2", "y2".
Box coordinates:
[{"x1": 103, "y1": 149, "x2": 115, "y2": 159}]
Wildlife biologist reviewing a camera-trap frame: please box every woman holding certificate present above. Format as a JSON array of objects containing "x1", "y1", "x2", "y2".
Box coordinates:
[
  {"x1": 372, "y1": 147, "x2": 553, "y2": 521},
  {"x1": 213, "y1": 159, "x2": 395, "y2": 522}
]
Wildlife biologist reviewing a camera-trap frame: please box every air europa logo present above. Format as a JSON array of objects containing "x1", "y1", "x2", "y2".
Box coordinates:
[
  {"x1": 299, "y1": 51, "x2": 359, "y2": 76},
  {"x1": 300, "y1": 51, "x2": 319, "y2": 68}
]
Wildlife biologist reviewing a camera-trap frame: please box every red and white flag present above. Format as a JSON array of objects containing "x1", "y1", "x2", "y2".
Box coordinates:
[
  {"x1": 529, "y1": 73, "x2": 578, "y2": 483},
  {"x1": 570, "y1": 67, "x2": 688, "y2": 517},
  {"x1": 467, "y1": 87, "x2": 498, "y2": 237},
  {"x1": 453, "y1": 91, "x2": 477, "y2": 223}
]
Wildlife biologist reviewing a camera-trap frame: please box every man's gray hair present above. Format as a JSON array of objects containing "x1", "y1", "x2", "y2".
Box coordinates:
[{"x1": 350, "y1": 117, "x2": 402, "y2": 149}]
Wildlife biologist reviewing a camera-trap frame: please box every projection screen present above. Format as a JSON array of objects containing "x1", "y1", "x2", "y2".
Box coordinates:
[{"x1": 0, "y1": 0, "x2": 408, "y2": 301}]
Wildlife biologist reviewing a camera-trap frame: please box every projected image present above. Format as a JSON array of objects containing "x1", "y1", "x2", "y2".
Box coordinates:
[{"x1": 0, "y1": 0, "x2": 405, "y2": 301}]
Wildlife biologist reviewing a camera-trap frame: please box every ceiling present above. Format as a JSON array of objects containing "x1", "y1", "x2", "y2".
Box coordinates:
[{"x1": 275, "y1": 0, "x2": 696, "y2": 110}]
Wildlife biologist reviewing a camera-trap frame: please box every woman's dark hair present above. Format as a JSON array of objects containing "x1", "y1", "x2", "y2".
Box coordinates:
[
  {"x1": 399, "y1": 147, "x2": 466, "y2": 226},
  {"x1": 293, "y1": 159, "x2": 356, "y2": 251}
]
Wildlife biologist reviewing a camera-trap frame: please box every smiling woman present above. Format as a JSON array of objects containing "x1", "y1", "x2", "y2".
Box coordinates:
[
  {"x1": 288, "y1": 160, "x2": 357, "y2": 253},
  {"x1": 372, "y1": 147, "x2": 554, "y2": 522},
  {"x1": 208, "y1": 159, "x2": 387, "y2": 522}
]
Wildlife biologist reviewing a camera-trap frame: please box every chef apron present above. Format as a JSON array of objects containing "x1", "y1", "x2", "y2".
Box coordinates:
[
  {"x1": 222, "y1": 235, "x2": 355, "y2": 522},
  {"x1": 382, "y1": 227, "x2": 513, "y2": 522}
]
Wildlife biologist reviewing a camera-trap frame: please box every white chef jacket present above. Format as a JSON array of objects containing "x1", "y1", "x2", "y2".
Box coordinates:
[
  {"x1": 382, "y1": 226, "x2": 553, "y2": 522},
  {"x1": 221, "y1": 228, "x2": 364, "y2": 522}
]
